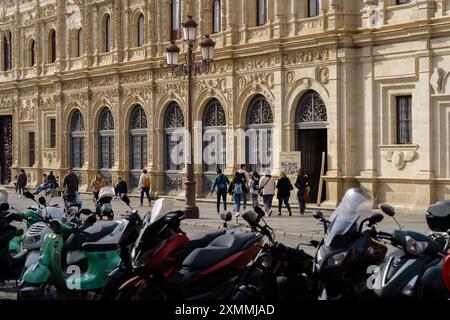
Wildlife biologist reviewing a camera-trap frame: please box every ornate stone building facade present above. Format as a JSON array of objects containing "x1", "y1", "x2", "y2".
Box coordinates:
[{"x1": 0, "y1": 0, "x2": 449, "y2": 209}]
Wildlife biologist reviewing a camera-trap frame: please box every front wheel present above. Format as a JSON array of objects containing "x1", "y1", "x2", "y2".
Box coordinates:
[{"x1": 17, "y1": 282, "x2": 45, "y2": 300}]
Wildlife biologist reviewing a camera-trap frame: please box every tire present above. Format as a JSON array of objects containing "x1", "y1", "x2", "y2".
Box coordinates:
[
  {"x1": 17, "y1": 282, "x2": 44, "y2": 300},
  {"x1": 115, "y1": 284, "x2": 166, "y2": 300},
  {"x1": 100, "y1": 277, "x2": 122, "y2": 301}
]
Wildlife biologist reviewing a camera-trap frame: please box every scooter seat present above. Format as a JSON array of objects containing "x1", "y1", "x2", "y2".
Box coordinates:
[
  {"x1": 177, "y1": 230, "x2": 226, "y2": 260},
  {"x1": 65, "y1": 221, "x2": 118, "y2": 251},
  {"x1": 182, "y1": 233, "x2": 257, "y2": 270},
  {"x1": 81, "y1": 242, "x2": 117, "y2": 252}
]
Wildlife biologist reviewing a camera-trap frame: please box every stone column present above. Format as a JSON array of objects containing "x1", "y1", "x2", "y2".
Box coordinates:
[
  {"x1": 415, "y1": 46, "x2": 435, "y2": 205},
  {"x1": 113, "y1": 0, "x2": 123, "y2": 63},
  {"x1": 56, "y1": 0, "x2": 65, "y2": 70},
  {"x1": 358, "y1": 46, "x2": 378, "y2": 205},
  {"x1": 273, "y1": 0, "x2": 286, "y2": 38}
]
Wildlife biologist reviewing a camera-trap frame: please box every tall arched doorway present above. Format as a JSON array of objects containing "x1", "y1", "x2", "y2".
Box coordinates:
[
  {"x1": 129, "y1": 105, "x2": 148, "y2": 189},
  {"x1": 98, "y1": 107, "x2": 114, "y2": 184},
  {"x1": 164, "y1": 102, "x2": 184, "y2": 194},
  {"x1": 295, "y1": 90, "x2": 328, "y2": 203},
  {"x1": 202, "y1": 99, "x2": 226, "y2": 192},
  {"x1": 70, "y1": 109, "x2": 85, "y2": 185},
  {"x1": 245, "y1": 95, "x2": 273, "y2": 173}
]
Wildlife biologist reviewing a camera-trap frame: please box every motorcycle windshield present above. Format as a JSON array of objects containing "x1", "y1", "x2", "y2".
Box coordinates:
[
  {"x1": 324, "y1": 188, "x2": 374, "y2": 247},
  {"x1": 148, "y1": 198, "x2": 176, "y2": 225}
]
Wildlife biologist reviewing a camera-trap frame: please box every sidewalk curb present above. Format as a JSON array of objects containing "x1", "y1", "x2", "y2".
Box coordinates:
[{"x1": 180, "y1": 220, "x2": 323, "y2": 241}]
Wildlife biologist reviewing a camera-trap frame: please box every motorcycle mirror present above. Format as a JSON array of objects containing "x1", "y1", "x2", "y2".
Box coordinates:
[
  {"x1": 313, "y1": 211, "x2": 324, "y2": 220},
  {"x1": 38, "y1": 197, "x2": 47, "y2": 206},
  {"x1": 242, "y1": 209, "x2": 260, "y2": 227},
  {"x1": 309, "y1": 240, "x2": 320, "y2": 248},
  {"x1": 380, "y1": 204, "x2": 395, "y2": 217},
  {"x1": 79, "y1": 208, "x2": 93, "y2": 216},
  {"x1": 220, "y1": 211, "x2": 232, "y2": 222},
  {"x1": 0, "y1": 202, "x2": 10, "y2": 212},
  {"x1": 368, "y1": 213, "x2": 384, "y2": 224},
  {"x1": 85, "y1": 214, "x2": 97, "y2": 225},
  {"x1": 121, "y1": 194, "x2": 131, "y2": 206},
  {"x1": 23, "y1": 191, "x2": 35, "y2": 200}
]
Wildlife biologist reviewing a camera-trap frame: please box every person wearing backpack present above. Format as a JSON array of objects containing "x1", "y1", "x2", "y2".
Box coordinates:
[
  {"x1": 210, "y1": 168, "x2": 230, "y2": 214},
  {"x1": 138, "y1": 169, "x2": 152, "y2": 207},
  {"x1": 228, "y1": 172, "x2": 248, "y2": 217},
  {"x1": 249, "y1": 171, "x2": 261, "y2": 208},
  {"x1": 259, "y1": 170, "x2": 276, "y2": 216},
  {"x1": 237, "y1": 164, "x2": 250, "y2": 210}
]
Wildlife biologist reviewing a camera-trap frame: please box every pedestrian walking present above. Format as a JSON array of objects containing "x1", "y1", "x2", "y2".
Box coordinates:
[
  {"x1": 249, "y1": 171, "x2": 261, "y2": 208},
  {"x1": 259, "y1": 170, "x2": 276, "y2": 216},
  {"x1": 62, "y1": 167, "x2": 79, "y2": 193},
  {"x1": 210, "y1": 168, "x2": 230, "y2": 214},
  {"x1": 16, "y1": 169, "x2": 27, "y2": 198},
  {"x1": 295, "y1": 168, "x2": 310, "y2": 216},
  {"x1": 228, "y1": 172, "x2": 248, "y2": 217},
  {"x1": 91, "y1": 172, "x2": 107, "y2": 202},
  {"x1": 115, "y1": 177, "x2": 128, "y2": 199},
  {"x1": 138, "y1": 169, "x2": 152, "y2": 207},
  {"x1": 237, "y1": 164, "x2": 250, "y2": 210},
  {"x1": 276, "y1": 172, "x2": 293, "y2": 216}
]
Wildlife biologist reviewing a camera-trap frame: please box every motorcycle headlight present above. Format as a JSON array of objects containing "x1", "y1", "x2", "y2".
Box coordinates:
[
  {"x1": 258, "y1": 253, "x2": 273, "y2": 269},
  {"x1": 327, "y1": 251, "x2": 348, "y2": 266},
  {"x1": 405, "y1": 236, "x2": 429, "y2": 256}
]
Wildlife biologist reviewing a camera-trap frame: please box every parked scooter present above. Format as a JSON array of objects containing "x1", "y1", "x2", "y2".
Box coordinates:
[
  {"x1": 313, "y1": 188, "x2": 388, "y2": 300},
  {"x1": 372, "y1": 201, "x2": 450, "y2": 300},
  {"x1": 8, "y1": 205, "x2": 42, "y2": 256},
  {"x1": 232, "y1": 207, "x2": 315, "y2": 300},
  {"x1": 113, "y1": 202, "x2": 262, "y2": 300},
  {"x1": 95, "y1": 187, "x2": 114, "y2": 221},
  {"x1": 18, "y1": 209, "x2": 124, "y2": 300},
  {"x1": 0, "y1": 203, "x2": 30, "y2": 283},
  {"x1": 101, "y1": 197, "x2": 230, "y2": 300}
]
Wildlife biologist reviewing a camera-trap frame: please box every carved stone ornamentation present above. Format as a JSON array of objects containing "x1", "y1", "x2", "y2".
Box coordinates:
[
  {"x1": 318, "y1": 67, "x2": 330, "y2": 85},
  {"x1": 380, "y1": 145, "x2": 419, "y2": 170},
  {"x1": 284, "y1": 49, "x2": 330, "y2": 66}
]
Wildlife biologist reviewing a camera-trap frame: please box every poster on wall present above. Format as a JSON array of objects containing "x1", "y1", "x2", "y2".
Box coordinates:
[{"x1": 280, "y1": 152, "x2": 301, "y2": 175}]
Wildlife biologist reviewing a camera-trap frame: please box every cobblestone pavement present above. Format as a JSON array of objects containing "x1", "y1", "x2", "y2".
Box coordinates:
[{"x1": 0, "y1": 191, "x2": 432, "y2": 300}]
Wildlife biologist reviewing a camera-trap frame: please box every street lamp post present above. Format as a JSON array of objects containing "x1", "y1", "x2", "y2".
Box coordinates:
[{"x1": 165, "y1": 16, "x2": 216, "y2": 219}]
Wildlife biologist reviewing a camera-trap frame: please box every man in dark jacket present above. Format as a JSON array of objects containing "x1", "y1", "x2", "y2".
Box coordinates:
[
  {"x1": 63, "y1": 167, "x2": 79, "y2": 193},
  {"x1": 210, "y1": 168, "x2": 230, "y2": 214},
  {"x1": 16, "y1": 169, "x2": 27, "y2": 199}
]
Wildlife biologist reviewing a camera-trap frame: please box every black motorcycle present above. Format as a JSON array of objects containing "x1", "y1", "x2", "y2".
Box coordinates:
[
  {"x1": 0, "y1": 203, "x2": 28, "y2": 283},
  {"x1": 232, "y1": 207, "x2": 315, "y2": 300},
  {"x1": 313, "y1": 188, "x2": 388, "y2": 300},
  {"x1": 372, "y1": 201, "x2": 450, "y2": 300}
]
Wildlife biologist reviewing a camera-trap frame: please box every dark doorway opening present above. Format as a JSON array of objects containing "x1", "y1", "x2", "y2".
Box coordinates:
[
  {"x1": 298, "y1": 128, "x2": 327, "y2": 203},
  {"x1": 0, "y1": 116, "x2": 13, "y2": 185}
]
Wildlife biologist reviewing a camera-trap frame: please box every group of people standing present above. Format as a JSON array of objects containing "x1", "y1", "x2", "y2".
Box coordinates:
[{"x1": 210, "y1": 164, "x2": 310, "y2": 217}]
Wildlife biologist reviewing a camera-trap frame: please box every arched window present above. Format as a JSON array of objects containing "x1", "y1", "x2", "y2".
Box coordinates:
[
  {"x1": 137, "y1": 14, "x2": 145, "y2": 47},
  {"x1": 48, "y1": 29, "x2": 56, "y2": 63},
  {"x1": 212, "y1": 0, "x2": 221, "y2": 34},
  {"x1": 76, "y1": 28, "x2": 83, "y2": 57},
  {"x1": 246, "y1": 95, "x2": 273, "y2": 173},
  {"x1": 98, "y1": 108, "x2": 115, "y2": 169},
  {"x1": 30, "y1": 39, "x2": 35, "y2": 67},
  {"x1": 164, "y1": 102, "x2": 184, "y2": 193},
  {"x1": 3, "y1": 32, "x2": 11, "y2": 71},
  {"x1": 129, "y1": 105, "x2": 148, "y2": 187},
  {"x1": 70, "y1": 110, "x2": 85, "y2": 169},
  {"x1": 103, "y1": 14, "x2": 111, "y2": 53},
  {"x1": 295, "y1": 90, "x2": 327, "y2": 124},
  {"x1": 202, "y1": 99, "x2": 226, "y2": 191},
  {"x1": 171, "y1": 0, "x2": 182, "y2": 40},
  {"x1": 256, "y1": 0, "x2": 267, "y2": 26}
]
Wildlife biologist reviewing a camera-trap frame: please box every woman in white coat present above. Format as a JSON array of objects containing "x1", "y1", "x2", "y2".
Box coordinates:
[{"x1": 259, "y1": 170, "x2": 276, "y2": 216}]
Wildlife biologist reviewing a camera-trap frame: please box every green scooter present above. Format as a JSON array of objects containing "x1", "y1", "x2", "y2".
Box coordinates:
[
  {"x1": 8, "y1": 205, "x2": 40, "y2": 255},
  {"x1": 18, "y1": 212, "x2": 121, "y2": 300}
]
